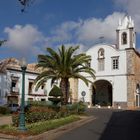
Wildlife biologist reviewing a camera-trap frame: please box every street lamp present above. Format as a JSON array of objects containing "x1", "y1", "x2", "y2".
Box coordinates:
[{"x1": 19, "y1": 58, "x2": 27, "y2": 131}]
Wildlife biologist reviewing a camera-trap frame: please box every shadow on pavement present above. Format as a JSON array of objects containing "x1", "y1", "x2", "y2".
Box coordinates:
[{"x1": 99, "y1": 110, "x2": 140, "y2": 140}]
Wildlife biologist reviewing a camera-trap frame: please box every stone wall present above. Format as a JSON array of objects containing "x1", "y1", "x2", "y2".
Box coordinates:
[
  {"x1": 126, "y1": 48, "x2": 140, "y2": 107},
  {"x1": 69, "y1": 78, "x2": 78, "y2": 103}
]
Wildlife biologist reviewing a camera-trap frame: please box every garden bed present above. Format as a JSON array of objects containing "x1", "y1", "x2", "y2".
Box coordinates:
[{"x1": 0, "y1": 115, "x2": 80, "y2": 136}]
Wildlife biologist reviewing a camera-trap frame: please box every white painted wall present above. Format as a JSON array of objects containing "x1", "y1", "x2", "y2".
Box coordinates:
[{"x1": 113, "y1": 76, "x2": 127, "y2": 102}]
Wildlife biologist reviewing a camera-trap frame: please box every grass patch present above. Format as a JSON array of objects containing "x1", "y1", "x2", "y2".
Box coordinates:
[{"x1": 0, "y1": 115, "x2": 80, "y2": 136}]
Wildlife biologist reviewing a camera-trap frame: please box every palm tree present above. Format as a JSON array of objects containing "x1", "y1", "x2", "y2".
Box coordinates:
[{"x1": 35, "y1": 45, "x2": 95, "y2": 104}]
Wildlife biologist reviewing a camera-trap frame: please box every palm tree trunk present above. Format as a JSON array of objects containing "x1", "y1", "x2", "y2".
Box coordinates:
[{"x1": 60, "y1": 78, "x2": 70, "y2": 105}]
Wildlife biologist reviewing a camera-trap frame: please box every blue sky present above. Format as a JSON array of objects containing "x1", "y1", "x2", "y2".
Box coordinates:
[{"x1": 0, "y1": 0, "x2": 140, "y2": 63}]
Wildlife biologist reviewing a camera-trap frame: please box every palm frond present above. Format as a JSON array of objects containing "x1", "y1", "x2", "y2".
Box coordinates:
[{"x1": 35, "y1": 45, "x2": 96, "y2": 101}]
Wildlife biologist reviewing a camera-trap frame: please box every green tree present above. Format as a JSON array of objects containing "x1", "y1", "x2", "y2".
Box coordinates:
[{"x1": 35, "y1": 45, "x2": 96, "y2": 104}]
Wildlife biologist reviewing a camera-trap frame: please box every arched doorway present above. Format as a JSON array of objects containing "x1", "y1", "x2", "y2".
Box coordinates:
[{"x1": 92, "y1": 80, "x2": 112, "y2": 106}]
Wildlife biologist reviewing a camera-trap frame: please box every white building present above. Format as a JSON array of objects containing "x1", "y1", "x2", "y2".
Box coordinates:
[
  {"x1": 0, "y1": 58, "x2": 50, "y2": 105},
  {"x1": 78, "y1": 16, "x2": 140, "y2": 108}
]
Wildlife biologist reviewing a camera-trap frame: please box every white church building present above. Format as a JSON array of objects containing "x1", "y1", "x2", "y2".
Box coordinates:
[{"x1": 78, "y1": 16, "x2": 140, "y2": 108}]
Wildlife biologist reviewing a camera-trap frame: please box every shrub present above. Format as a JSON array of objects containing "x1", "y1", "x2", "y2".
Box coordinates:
[
  {"x1": 12, "y1": 110, "x2": 70, "y2": 126},
  {"x1": 0, "y1": 106, "x2": 10, "y2": 115},
  {"x1": 77, "y1": 101, "x2": 87, "y2": 113},
  {"x1": 66, "y1": 101, "x2": 87, "y2": 114},
  {"x1": 48, "y1": 85, "x2": 63, "y2": 106}
]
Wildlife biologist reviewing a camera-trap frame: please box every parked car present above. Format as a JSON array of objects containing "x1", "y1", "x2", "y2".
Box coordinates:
[{"x1": 8, "y1": 103, "x2": 19, "y2": 112}]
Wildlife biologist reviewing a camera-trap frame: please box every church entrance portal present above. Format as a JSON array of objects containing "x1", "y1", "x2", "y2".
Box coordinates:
[{"x1": 92, "y1": 80, "x2": 112, "y2": 106}]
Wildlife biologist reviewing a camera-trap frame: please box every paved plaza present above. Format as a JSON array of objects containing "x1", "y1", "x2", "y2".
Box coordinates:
[{"x1": 56, "y1": 108, "x2": 140, "y2": 140}]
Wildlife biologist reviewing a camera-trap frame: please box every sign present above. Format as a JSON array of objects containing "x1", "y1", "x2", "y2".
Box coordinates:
[{"x1": 81, "y1": 91, "x2": 86, "y2": 96}]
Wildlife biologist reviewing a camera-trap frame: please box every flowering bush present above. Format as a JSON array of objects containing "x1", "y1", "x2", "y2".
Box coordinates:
[{"x1": 12, "y1": 111, "x2": 70, "y2": 127}]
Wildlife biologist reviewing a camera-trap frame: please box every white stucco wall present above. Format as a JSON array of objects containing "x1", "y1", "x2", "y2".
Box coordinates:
[{"x1": 113, "y1": 76, "x2": 127, "y2": 102}]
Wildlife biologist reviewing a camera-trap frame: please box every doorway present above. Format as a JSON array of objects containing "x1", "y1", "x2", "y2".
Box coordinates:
[{"x1": 92, "y1": 80, "x2": 112, "y2": 106}]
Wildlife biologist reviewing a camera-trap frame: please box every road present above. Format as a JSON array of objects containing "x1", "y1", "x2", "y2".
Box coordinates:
[{"x1": 55, "y1": 108, "x2": 140, "y2": 140}]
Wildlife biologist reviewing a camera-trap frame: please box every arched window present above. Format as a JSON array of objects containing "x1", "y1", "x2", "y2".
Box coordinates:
[
  {"x1": 122, "y1": 32, "x2": 127, "y2": 44},
  {"x1": 98, "y1": 48, "x2": 104, "y2": 59}
]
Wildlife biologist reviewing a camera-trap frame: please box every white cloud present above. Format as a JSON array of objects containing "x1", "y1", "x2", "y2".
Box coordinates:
[
  {"x1": 50, "y1": 21, "x2": 80, "y2": 43},
  {"x1": 114, "y1": 0, "x2": 140, "y2": 32},
  {"x1": 49, "y1": 12, "x2": 125, "y2": 46},
  {"x1": 76, "y1": 12, "x2": 125, "y2": 44},
  {"x1": 4, "y1": 24, "x2": 45, "y2": 61}
]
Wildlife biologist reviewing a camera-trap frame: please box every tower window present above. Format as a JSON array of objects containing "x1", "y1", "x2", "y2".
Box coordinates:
[{"x1": 122, "y1": 32, "x2": 127, "y2": 44}]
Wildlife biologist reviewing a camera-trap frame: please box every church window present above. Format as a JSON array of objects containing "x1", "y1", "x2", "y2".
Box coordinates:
[
  {"x1": 98, "y1": 48, "x2": 105, "y2": 59},
  {"x1": 122, "y1": 32, "x2": 127, "y2": 44},
  {"x1": 98, "y1": 48, "x2": 105, "y2": 71},
  {"x1": 112, "y1": 57, "x2": 119, "y2": 70}
]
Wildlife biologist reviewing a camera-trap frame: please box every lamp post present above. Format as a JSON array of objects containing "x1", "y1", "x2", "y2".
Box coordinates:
[{"x1": 19, "y1": 58, "x2": 27, "y2": 131}]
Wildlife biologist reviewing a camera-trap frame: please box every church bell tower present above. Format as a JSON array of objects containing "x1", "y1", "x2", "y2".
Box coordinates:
[{"x1": 116, "y1": 16, "x2": 136, "y2": 50}]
